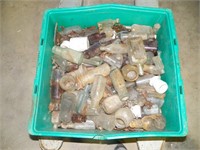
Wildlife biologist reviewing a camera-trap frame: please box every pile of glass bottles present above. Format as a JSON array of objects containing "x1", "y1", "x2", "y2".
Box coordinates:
[{"x1": 49, "y1": 19, "x2": 167, "y2": 131}]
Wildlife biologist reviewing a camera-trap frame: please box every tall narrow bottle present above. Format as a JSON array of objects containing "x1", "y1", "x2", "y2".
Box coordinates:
[
  {"x1": 51, "y1": 68, "x2": 63, "y2": 100},
  {"x1": 52, "y1": 46, "x2": 83, "y2": 64},
  {"x1": 90, "y1": 75, "x2": 106, "y2": 109},
  {"x1": 59, "y1": 92, "x2": 76, "y2": 124},
  {"x1": 110, "y1": 68, "x2": 129, "y2": 101}
]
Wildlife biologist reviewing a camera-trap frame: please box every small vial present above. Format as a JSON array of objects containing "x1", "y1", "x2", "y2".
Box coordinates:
[
  {"x1": 90, "y1": 75, "x2": 106, "y2": 109},
  {"x1": 61, "y1": 120, "x2": 95, "y2": 130},
  {"x1": 51, "y1": 68, "x2": 64, "y2": 100},
  {"x1": 110, "y1": 68, "x2": 129, "y2": 101},
  {"x1": 59, "y1": 92, "x2": 76, "y2": 124}
]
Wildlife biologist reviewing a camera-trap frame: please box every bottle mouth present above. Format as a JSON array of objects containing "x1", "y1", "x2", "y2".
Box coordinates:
[{"x1": 115, "y1": 118, "x2": 126, "y2": 129}]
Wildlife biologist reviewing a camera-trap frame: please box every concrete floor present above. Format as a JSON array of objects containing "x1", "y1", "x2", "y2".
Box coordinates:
[{"x1": 1, "y1": 1, "x2": 199, "y2": 150}]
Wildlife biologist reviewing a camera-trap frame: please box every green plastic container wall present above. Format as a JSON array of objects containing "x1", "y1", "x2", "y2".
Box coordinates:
[{"x1": 28, "y1": 4, "x2": 188, "y2": 140}]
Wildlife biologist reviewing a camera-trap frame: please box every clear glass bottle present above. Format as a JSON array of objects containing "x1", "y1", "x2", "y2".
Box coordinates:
[
  {"x1": 129, "y1": 114, "x2": 166, "y2": 131},
  {"x1": 98, "y1": 19, "x2": 119, "y2": 37},
  {"x1": 102, "y1": 95, "x2": 123, "y2": 114},
  {"x1": 90, "y1": 75, "x2": 106, "y2": 109},
  {"x1": 121, "y1": 64, "x2": 139, "y2": 82},
  {"x1": 103, "y1": 53, "x2": 123, "y2": 69},
  {"x1": 88, "y1": 111, "x2": 115, "y2": 131},
  {"x1": 110, "y1": 68, "x2": 129, "y2": 101},
  {"x1": 127, "y1": 37, "x2": 147, "y2": 76},
  {"x1": 59, "y1": 92, "x2": 76, "y2": 124},
  {"x1": 76, "y1": 85, "x2": 91, "y2": 115},
  {"x1": 136, "y1": 74, "x2": 154, "y2": 86},
  {"x1": 77, "y1": 63, "x2": 110, "y2": 89},
  {"x1": 52, "y1": 46, "x2": 83, "y2": 64},
  {"x1": 115, "y1": 107, "x2": 135, "y2": 129},
  {"x1": 61, "y1": 120, "x2": 95, "y2": 130},
  {"x1": 59, "y1": 65, "x2": 88, "y2": 91},
  {"x1": 124, "y1": 23, "x2": 161, "y2": 40},
  {"x1": 59, "y1": 74, "x2": 77, "y2": 91},
  {"x1": 51, "y1": 68, "x2": 64, "y2": 100},
  {"x1": 100, "y1": 39, "x2": 129, "y2": 54},
  {"x1": 143, "y1": 55, "x2": 165, "y2": 75},
  {"x1": 82, "y1": 56, "x2": 103, "y2": 66},
  {"x1": 53, "y1": 54, "x2": 79, "y2": 73},
  {"x1": 142, "y1": 104, "x2": 161, "y2": 115}
]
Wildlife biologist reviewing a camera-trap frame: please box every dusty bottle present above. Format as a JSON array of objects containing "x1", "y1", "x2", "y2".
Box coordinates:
[
  {"x1": 115, "y1": 107, "x2": 135, "y2": 129},
  {"x1": 53, "y1": 55, "x2": 79, "y2": 73},
  {"x1": 82, "y1": 56, "x2": 103, "y2": 66},
  {"x1": 52, "y1": 46, "x2": 83, "y2": 64},
  {"x1": 51, "y1": 111, "x2": 60, "y2": 129},
  {"x1": 77, "y1": 63, "x2": 110, "y2": 89},
  {"x1": 121, "y1": 64, "x2": 139, "y2": 82},
  {"x1": 129, "y1": 114, "x2": 166, "y2": 131},
  {"x1": 88, "y1": 111, "x2": 115, "y2": 131},
  {"x1": 59, "y1": 65, "x2": 88, "y2": 91},
  {"x1": 128, "y1": 24, "x2": 160, "y2": 40},
  {"x1": 128, "y1": 37, "x2": 147, "y2": 63},
  {"x1": 61, "y1": 120, "x2": 95, "y2": 130},
  {"x1": 103, "y1": 85, "x2": 117, "y2": 98},
  {"x1": 76, "y1": 85, "x2": 91, "y2": 115},
  {"x1": 125, "y1": 82, "x2": 136, "y2": 88},
  {"x1": 142, "y1": 104, "x2": 161, "y2": 115},
  {"x1": 146, "y1": 97, "x2": 164, "y2": 108},
  {"x1": 136, "y1": 74, "x2": 154, "y2": 86},
  {"x1": 90, "y1": 75, "x2": 106, "y2": 109},
  {"x1": 143, "y1": 54, "x2": 165, "y2": 75},
  {"x1": 103, "y1": 53, "x2": 123, "y2": 68},
  {"x1": 69, "y1": 64, "x2": 87, "y2": 79},
  {"x1": 59, "y1": 92, "x2": 76, "y2": 124},
  {"x1": 59, "y1": 74, "x2": 77, "y2": 91},
  {"x1": 88, "y1": 32, "x2": 106, "y2": 45},
  {"x1": 83, "y1": 42, "x2": 101, "y2": 59},
  {"x1": 51, "y1": 68, "x2": 64, "y2": 100},
  {"x1": 102, "y1": 95, "x2": 123, "y2": 114},
  {"x1": 98, "y1": 19, "x2": 119, "y2": 37},
  {"x1": 127, "y1": 37, "x2": 147, "y2": 76},
  {"x1": 110, "y1": 68, "x2": 129, "y2": 101},
  {"x1": 100, "y1": 39, "x2": 129, "y2": 54}
]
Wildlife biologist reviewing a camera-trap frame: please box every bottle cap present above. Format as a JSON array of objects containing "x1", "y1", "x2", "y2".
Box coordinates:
[{"x1": 149, "y1": 76, "x2": 168, "y2": 94}]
